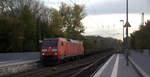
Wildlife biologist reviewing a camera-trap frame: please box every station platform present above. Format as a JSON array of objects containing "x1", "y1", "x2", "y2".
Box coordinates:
[
  {"x1": 0, "y1": 59, "x2": 39, "y2": 76},
  {"x1": 93, "y1": 54, "x2": 140, "y2": 77},
  {"x1": 0, "y1": 52, "x2": 40, "y2": 66},
  {"x1": 0, "y1": 59, "x2": 39, "y2": 67},
  {"x1": 130, "y1": 50, "x2": 150, "y2": 76}
]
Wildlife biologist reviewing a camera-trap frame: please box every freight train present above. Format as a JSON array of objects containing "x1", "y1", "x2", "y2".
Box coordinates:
[{"x1": 40, "y1": 37, "x2": 84, "y2": 64}]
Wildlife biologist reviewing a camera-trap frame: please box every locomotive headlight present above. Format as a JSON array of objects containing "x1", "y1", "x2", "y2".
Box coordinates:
[
  {"x1": 54, "y1": 53, "x2": 57, "y2": 55},
  {"x1": 52, "y1": 49, "x2": 57, "y2": 52},
  {"x1": 41, "y1": 52, "x2": 45, "y2": 56},
  {"x1": 42, "y1": 49, "x2": 47, "y2": 52}
]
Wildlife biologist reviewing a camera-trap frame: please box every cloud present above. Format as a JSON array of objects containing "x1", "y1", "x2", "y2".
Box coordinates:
[
  {"x1": 86, "y1": 0, "x2": 150, "y2": 14},
  {"x1": 41, "y1": 0, "x2": 150, "y2": 14},
  {"x1": 82, "y1": 14, "x2": 150, "y2": 39},
  {"x1": 40, "y1": 0, "x2": 150, "y2": 39}
]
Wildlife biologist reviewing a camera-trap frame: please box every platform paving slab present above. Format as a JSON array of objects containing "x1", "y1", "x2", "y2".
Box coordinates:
[{"x1": 93, "y1": 54, "x2": 140, "y2": 77}]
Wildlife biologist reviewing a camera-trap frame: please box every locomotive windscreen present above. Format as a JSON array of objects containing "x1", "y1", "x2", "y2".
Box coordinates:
[{"x1": 43, "y1": 40, "x2": 58, "y2": 46}]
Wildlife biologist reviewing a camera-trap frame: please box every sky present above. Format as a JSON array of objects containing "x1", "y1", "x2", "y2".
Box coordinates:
[{"x1": 40, "y1": 0, "x2": 150, "y2": 40}]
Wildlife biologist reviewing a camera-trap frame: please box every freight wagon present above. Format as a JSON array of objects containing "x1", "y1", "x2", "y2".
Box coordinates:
[{"x1": 40, "y1": 37, "x2": 84, "y2": 64}]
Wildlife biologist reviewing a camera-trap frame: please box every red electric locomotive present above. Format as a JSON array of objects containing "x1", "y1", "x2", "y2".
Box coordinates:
[{"x1": 40, "y1": 37, "x2": 84, "y2": 64}]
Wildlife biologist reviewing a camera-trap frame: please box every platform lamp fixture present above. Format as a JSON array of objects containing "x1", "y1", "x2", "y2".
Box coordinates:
[{"x1": 120, "y1": 20, "x2": 125, "y2": 43}]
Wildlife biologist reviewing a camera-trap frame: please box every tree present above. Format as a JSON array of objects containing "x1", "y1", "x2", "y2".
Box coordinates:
[
  {"x1": 130, "y1": 34, "x2": 135, "y2": 49},
  {"x1": 130, "y1": 20, "x2": 150, "y2": 49},
  {"x1": 49, "y1": 8, "x2": 65, "y2": 37},
  {"x1": 0, "y1": 1, "x2": 87, "y2": 51},
  {"x1": 71, "y1": 4, "x2": 86, "y2": 39},
  {"x1": 19, "y1": 5, "x2": 38, "y2": 51},
  {"x1": 83, "y1": 36, "x2": 121, "y2": 50},
  {"x1": 0, "y1": 17, "x2": 21, "y2": 51},
  {"x1": 59, "y1": 3, "x2": 86, "y2": 40}
]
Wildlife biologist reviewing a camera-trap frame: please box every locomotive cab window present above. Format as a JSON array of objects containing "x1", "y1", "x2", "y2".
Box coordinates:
[{"x1": 43, "y1": 40, "x2": 58, "y2": 46}]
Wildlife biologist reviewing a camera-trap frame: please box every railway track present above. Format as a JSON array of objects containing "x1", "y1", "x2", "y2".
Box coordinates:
[
  {"x1": 1, "y1": 51, "x2": 113, "y2": 77},
  {"x1": 51, "y1": 53, "x2": 112, "y2": 77}
]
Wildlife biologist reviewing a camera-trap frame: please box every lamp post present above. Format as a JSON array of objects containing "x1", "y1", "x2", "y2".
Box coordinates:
[
  {"x1": 125, "y1": 0, "x2": 129, "y2": 66},
  {"x1": 120, "y1": 20, "x2": 124, "y2": 42}
]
